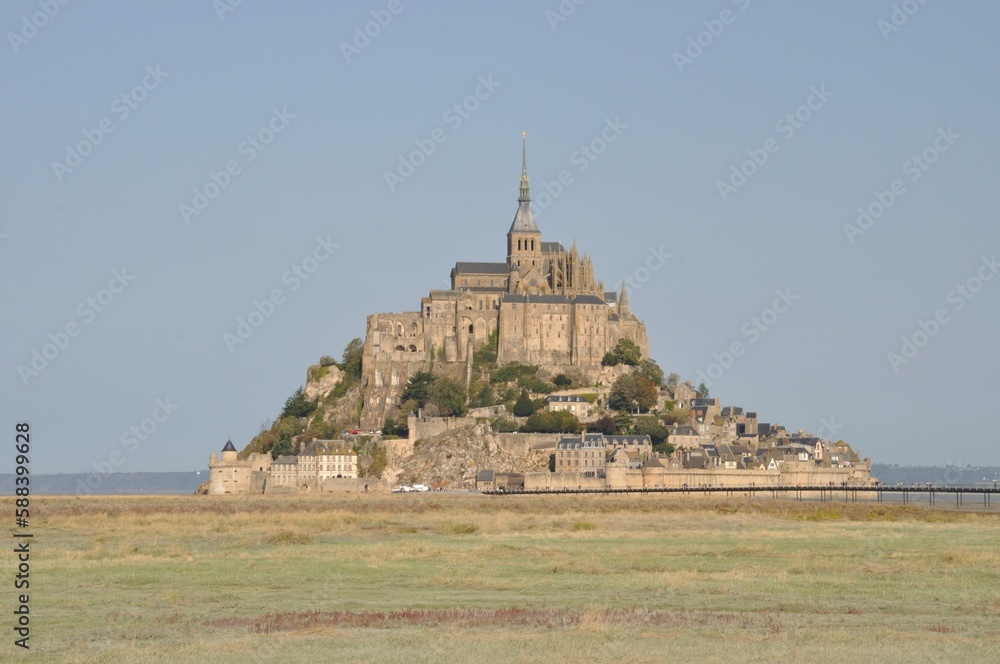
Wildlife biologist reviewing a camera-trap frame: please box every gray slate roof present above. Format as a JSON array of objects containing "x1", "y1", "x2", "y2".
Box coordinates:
[
  {"x1": 477, "y1": 469, "x2": 495, "y2": 482},
  {"x1": 509, "y1": 201, "x2": 539, "y2": 233},
  {"x1": 502, "y1": 294, "x2": 607, "y2": 305},
  {"x1": 453, "y1": 262, "x2": 509, "y2": 275},
  {"x1": 541, "y1": 241, "x2": 565, "y2": 253},
  {"x1": 605, "y1": 435, "x2": 652, "y2": 446},
  {"x1": 222, "y1": 440, "x2": 237, "y2": 452}
]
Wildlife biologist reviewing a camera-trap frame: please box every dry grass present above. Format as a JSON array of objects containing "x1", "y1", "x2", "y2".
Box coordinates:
[{"x1": 11, "y1": 494, "x2": 1000, "y2": 663}]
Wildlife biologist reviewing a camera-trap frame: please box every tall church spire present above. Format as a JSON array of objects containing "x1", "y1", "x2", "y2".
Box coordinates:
[
  {"x1": 519, "y1": 130, "x2": 530, "y2": 203},
  {"x1": 509, "y1": 131, "x2": 539, "y2": 234}
]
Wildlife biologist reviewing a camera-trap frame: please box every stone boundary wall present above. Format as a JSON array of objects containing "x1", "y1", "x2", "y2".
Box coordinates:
[
  {"x1": 494, "y1": 433, "x2": 559, "y2": 455},
  {"x1": 408, "y1": 415, "x2": 468, "y2": 442},
  {"x1": 265, "y1": 477, "x2": 376, "y2": 494},
  {"x1": 525, "y1": 465, "x2": 874, "y2": 491}
]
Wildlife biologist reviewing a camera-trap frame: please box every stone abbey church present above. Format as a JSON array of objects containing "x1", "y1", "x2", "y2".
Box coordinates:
[{"x1": 360, "y1": 138, "x2": 648, "y2": 428}]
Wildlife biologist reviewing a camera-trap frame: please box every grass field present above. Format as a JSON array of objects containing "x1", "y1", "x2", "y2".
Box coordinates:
[{"x1": 12, "y1": 494, "x2": 1000, "y2": 662}]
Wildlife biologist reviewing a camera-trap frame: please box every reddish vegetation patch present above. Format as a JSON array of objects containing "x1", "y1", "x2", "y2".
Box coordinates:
[{"x1": 206, "y1": 607, "x2": 781, "y2": 634}]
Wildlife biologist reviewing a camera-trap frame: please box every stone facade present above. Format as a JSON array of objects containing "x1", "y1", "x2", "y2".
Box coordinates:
[
  {"x1": 360, "y1": 139, "x2": 648, "y2": 429},
  {"x1": 544, "y1": 394, "x2": 592, "y2": 418},
  {"x1": 270, "y1": 439, "x2": 358, "y2": 489},
  {"x1": 207, "y1": 440, "x2": 271, "y2": 495},
  {"x1": 207, "y1": 438, "x2": 358, "y2": 495}
]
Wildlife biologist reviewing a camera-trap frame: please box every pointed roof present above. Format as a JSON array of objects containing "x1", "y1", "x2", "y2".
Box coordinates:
[
  {"x1": 222, "y1": 439, "x2": 237, "y2": 452},
  {"x1": 509, "y1": 132, "x2": 540, "y2": 234}
]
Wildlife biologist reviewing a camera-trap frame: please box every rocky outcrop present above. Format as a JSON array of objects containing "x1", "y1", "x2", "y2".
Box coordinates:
[
  {"x1": 304, "y1": 364, "x2": 344, "y2": 401},
  {"x1": 384, "y1": 421, "x2": 551, "y2": 489}
]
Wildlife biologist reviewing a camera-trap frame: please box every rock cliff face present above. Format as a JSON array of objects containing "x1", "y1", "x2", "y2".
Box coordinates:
[
  {"x1": 304, "y1": 364, "x2": 344, "y2": 402},
  {"x1": 383, "y1": 421, "x2": 550, "y2": 489}
]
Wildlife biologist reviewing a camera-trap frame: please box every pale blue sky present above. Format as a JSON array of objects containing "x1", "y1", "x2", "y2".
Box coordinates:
[{"x1": 2, "y1": 0, "x2": 998, "y2": 474}]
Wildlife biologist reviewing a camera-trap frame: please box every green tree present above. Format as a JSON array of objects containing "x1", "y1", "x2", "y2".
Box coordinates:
[
  {"x1": 401, "y1": 371, "x2": 436, "y2": 409},
  {"x1": 653, "y1": 440, "x2": 675, "y2": 456},
  {"x1": 661, "y1": 407, "x2": 691, "y2": 426},
  {"x1": 601, "y1": 351, "x2": 618, "y2": 366},
  {"x1": 521, "y1": 411, "x2": 581, "y2": 434},
  {"x1": 490, "y1": 416, "x2": 519, "y2": 433},
  {"x1": 468, "y1": 381, "x2": 495, "y2": 409},
  {"x1": 666, "y1": 372, "x2": 680, "y2": 390},
  {"x1": 553, "y1": 373, "x2": 572, "y2": 388},
  {"x1": 613, "y1": 339, "x2": 642, "y2": 366},
  {"x1": 340, "y1": 338, "x2": 364, "y2": 380},
  {"x1": 631, "y1": 415, "x2": 669, "y2": 445},
  {"x1": 270, "y1": 438, "x2": 293, "y2": 459},
  {"x1": 696, "y1": 382, "x2": 710, "y2": 399},
  {"x1": 613, "y1": 412, "x2": 634, "y2": 433},
  {"x1": 281, "y1": 386, "x2": 316, "y2": 419},
  {"x1": 319, "y1": 355, "x2": 336, "y2": 367},
  {"x1": 638, "y1": 358, "x2": 664, "y2": 387},
  {"x1": 518, "y1": 374, "x2": 555, "y2": 394},
  {"x1": 589, "y1": 413, "x2": 617, "y2": 435},
  {"x1": 366, "y1": 446, "x2": 387, "y2": 478},
  {"x1": 382, "y1": 417, "x2": 396, "y2": 436},
  {"x1": 429, "y1": 377, "x2": 467, "y2": 417},
  {"x1": 608, "y1": 374, "x2": 658, "y2": 413},
  {"x1": 513, "y1": 389, "x2": 535, "y2": 417}
]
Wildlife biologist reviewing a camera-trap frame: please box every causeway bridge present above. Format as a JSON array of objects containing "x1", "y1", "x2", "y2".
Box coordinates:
[{"x1": 487, "y1": 484, "x2": 1000, "y2": 507}]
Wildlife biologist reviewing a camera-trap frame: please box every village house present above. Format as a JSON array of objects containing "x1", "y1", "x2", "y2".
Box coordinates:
[
  {"x1": 555, "y1": 433, "x2": 607, "y2": 476},
  {"x1": 544, "y1": 394, "x2": 592, "y2": 418},
  {"x1": 668, "y1": 425, "x2": 701, "y2": 450},
  {"x1": 209, "y1": 438, "x2": 360, "y2": 494}
]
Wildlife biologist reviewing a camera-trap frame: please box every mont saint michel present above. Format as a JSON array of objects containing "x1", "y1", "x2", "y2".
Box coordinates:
[{"x1": 208, "y1": 138, "x2": 872, "y2": 496}]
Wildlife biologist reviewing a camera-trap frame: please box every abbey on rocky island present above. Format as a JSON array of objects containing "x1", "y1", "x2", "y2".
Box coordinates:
[{"x1": 360, "y1": 136, "x2": 648, "y2": 429}]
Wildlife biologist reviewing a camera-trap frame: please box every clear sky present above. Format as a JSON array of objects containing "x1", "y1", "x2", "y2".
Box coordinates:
[{"x1": 3, "y1": 1, "x2": 998, "y2": 474}]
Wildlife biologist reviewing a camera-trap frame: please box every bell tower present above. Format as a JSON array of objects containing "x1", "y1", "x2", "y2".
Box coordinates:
[{"x1": 507, "y1": 131, "x2": 543, "y2": 272}]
